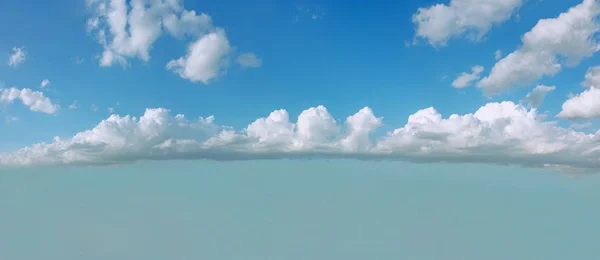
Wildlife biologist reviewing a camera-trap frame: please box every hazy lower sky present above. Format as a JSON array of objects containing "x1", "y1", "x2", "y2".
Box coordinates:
[{"x1": 2, "y1": 160, "x2": 600, "y2": 260}]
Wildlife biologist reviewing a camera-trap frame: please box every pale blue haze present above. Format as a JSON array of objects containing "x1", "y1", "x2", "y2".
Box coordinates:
[{"x1": 2, "y1": 161, "x2": 600, "y2": 259}]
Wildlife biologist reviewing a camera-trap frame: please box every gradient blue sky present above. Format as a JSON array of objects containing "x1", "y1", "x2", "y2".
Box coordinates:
[
  {"x1": 4, "y1": 1, "x2": 600, "y2": 259},
  {"x1": 1, "y1": 0, "x2": 600, "y2": 170}
]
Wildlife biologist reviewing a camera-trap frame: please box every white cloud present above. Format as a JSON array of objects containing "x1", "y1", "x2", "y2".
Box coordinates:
[
  {"x1": 163, "y1": 10, "x2": 212, "y2": 38},
  {"x1": 40, "y1": 79, "x2": 51, "y2": 88},
  {"x1": 166, "y1": 29, "x2": 231, "y2": 84},
  {"x1": 8, "y1": 46, "x2": 26, "y2": 66},
  {"x1": 91, "y1": 104, "x2": 99, "y2": 112},
  {"x1": 557, "y1": 65, "x2": 600, "y2": 120},
  {"x1": 85, "y1": 0, "x2": 251, "y2": 83},
  {"x1": 412, "y1": 0, "x2": 524, "y2": 46},
  {"x1": 523, "y1": 85, "x2": 555, "y2": 108},
  {"x1": 582, "y1": 66, "x2": 600, "y2": 88},
  {"x1": 339, "y1": 107, "x2": 383, "y2": 152},
  {"x1": 86, "y1": 0, "x2": 221, "y2": 68},
  {"x1": 88, "y1": 0, "x2": 162, "y2": 66},
  {"x1": 108, "y1": 107, "x2": 115, "y2": 113},
  {"x1": 68, "y1": 101, "x2": 78, "y2": 110},
  {"x1": 452, "y1": 65, "x2": 484, "y2": 88},
  {"x1": 0, "y1": 87, "x2": 59, "y2": 114},
  {"x1": 4, "y1": 102, "x2": 600, "y2": 173},
  {"x1": 477, "y1": 0, "x2": 600, "y2": 95},
  {"x1": 236, "y1": 53, "x2": 262, "y2": 68},
  {"x1": 557, "y1": 87, "x2": 600, "y2": 120},
  {"x1": 495, "y1": 50, "x2": 502, "y2": 60}
]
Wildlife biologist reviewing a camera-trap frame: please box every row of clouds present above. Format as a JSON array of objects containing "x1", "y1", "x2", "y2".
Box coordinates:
[{"x1": 2, "y1": 100, "x2": 600, "y2": 173}]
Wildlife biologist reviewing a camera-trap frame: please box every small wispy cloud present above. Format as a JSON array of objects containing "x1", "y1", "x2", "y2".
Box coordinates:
[
  {"x1": 8, "y1": 46, "x2": 26, "y2": 67},
  {"x1": 294, "y1": 6, "x2": 325, "y2": 22},
  {"x1": 68, "y1": 101, "x2": 78, "y2": 110},
  {"x1": 74, "y1": 57, "x2": 85, "y2": 64},
  {"x1": 5, "y1": 116, "x2": 18, "y2": 123},
  {"x1": 236, "y1": 53, "x2": 262, "y2": 69},
  {"x1": 40, "y1": 79, "x2": 51, "y2": 88}
]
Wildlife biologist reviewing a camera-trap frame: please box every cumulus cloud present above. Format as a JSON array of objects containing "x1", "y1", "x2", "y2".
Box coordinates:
[
  {"x1": 523, "y1": 85, "x2": 555, "y2": 108},
  {"x1": 0, "y1": 87, "x2": 59, "y2": 114},
  {"x1": 166, "y1": 29, "x2": 231, "y2": 83},
  {"x1": 85, "y1": 0, "x2": 254, "y2": 83},
  {"x1": 452, "y1": 65, "x2": 484, "y2": 88},
  {"x1": 87, "y1": 0, "x2": 166, "y2": 65},
  {"x1": 412, "y1": 0, "x2": 524, "y2": 46},
  {"x1": 40, "y1": 79, "x2": 50, "y2": 88},
  {"x1": 558, "y1": 88, "x2": 600, "y2": 120},
  {"x1": 86, "y1": 0, "x2": 233, "y2": 78},
  {"x1": 8, "y1": 46, "x2": 26, "y2": 66},
  {"x1": 236, "y1": 53, "x2": 262, "y2": 68},
  {"x1": 477, "y1": 0, "x2": 600, "y2": 95},
  {"x1": 582, "y1": 66, "x2": 600, "y2": 88},
  {"x1": 557, "y1": 66, "x2": 600, "y2": 119},
  {"x1": 4, "y1": 102, "x2": 600, "y2": 172}
]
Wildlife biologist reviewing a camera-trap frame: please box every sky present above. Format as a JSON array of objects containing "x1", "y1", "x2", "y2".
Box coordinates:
[
  {"x1": 2, "y1": 160, "x2": 600, "y2": 260},
  {"x1": 1, "y1": 0, "x2": 600, "y2": 172},
  {"x1": 4, "y1": 1, "x2": 600, "y2": 259}
]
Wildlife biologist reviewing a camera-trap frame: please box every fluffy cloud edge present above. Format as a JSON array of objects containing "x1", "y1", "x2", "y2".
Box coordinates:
[
  {"x1": 86, "y1": 0, "x2": 246, "y2": 84},
  {"x1": 476, "y1": 0, "x2": 600, "y2": 95},
  {"x1": 0, "y1": 87, "x2": 60, "y2": 114},
  {"x1": 557, "y1": 65, "x2": 600, "y2": 120},
  {"x1": 3, "y1": 101, "x2": 600, "y2": 173},
  {"x1": 452, "y1": 65, "x2": 484, "y2": 88},
  {"x1": 412, "y1": 0, "x2": 524, "y2": 46}
]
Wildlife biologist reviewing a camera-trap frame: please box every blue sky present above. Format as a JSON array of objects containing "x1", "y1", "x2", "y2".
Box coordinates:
[{"x1": 1, "y1": 0, "x2": 600, "y2": 171}]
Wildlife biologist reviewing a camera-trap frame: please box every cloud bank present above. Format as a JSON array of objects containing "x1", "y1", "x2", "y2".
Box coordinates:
[{"x1": 3, "y1": 101, "x2": 600, "y2": 173}]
